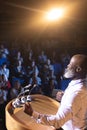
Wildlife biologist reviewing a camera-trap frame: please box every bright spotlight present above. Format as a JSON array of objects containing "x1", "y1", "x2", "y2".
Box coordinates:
[{"x1": 46, "y1": 8, "x2": 64, "y2": 21}]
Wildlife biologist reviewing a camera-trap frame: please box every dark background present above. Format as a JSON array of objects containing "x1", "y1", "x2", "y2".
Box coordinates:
[{"x1": 0, "y1": 0, "x2": 87, "y2": 53}]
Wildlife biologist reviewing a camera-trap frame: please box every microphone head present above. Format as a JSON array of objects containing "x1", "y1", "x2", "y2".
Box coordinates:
[
  {"x1": 33, "y1": 84, "x2": 37, "y2": 87},
  {"x1": 15, "y1": 98, "x2": 21, "y2": 105},
  {"x1": 12, "y1": 98, "x2": 21, "y2": 108},
  {"x1": 21, "y1": 96, "x2": 26, "y2": 103},
  {"x1": 26, "y1": 95, "x2": 31, "y2": 102},
  {"x1": 12, "y1": 89, "x2": 30, "y2": 108},
  {"x1": 24, "y1": 84, "x2": 31, "y2": 89},
  {"x1": 24, "y1": 89, "x2": 29, "y2": 94},
  {"x1": 12, "y1": 101, "x2": 17, "y2": 108}
]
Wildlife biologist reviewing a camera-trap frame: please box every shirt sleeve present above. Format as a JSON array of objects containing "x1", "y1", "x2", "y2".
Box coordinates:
[
  {"x1": 38, "y1": 104, "x2": 72, "y2": 129},
  {"x1": 38, "y1": 90, "x2": 82, "y2": 129}
]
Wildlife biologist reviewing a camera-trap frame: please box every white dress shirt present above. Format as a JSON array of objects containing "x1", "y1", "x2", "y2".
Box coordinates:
[{"x1": 40, "y1": 79, "x2": 87, "y2": 130}]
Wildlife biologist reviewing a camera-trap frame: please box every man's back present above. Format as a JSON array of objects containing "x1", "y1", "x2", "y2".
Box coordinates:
[{"x1": 61, "y1": 79, "x2": 87, "y2": 130}]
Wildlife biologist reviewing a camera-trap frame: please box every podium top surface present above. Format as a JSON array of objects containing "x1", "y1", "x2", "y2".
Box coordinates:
[{"x1": 6, "y1": 94, "x2": 60, "y2": 130}]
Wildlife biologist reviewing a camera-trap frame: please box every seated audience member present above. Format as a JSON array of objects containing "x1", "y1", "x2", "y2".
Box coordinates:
[
  {"x1": 15, "y1": 51, "x2": 24, "y2": 63},
  {"x1": 0, "y1": 44, "x2": 9, "y2": 59},
  {"x1": 42, "y1": 69, "x2": 58, "y2": 97},
  {"x1": 12, "y1": 60, "x2": 26, "y2": 85},
  {"x1": 52, "y1": 59, "x2": 63, "y2": 89},
  {"x1": 43, "y1": 58, "x2": 54, "y2": 76},
  {"x1": 60, "y1": 51, "x2": 70, "y2": 70},
  {"x1": 0, "y1": 89, "x2": 6, "y2": 130},
  {"x1": 0, "y1": 74, "x2": 10, "y2": 130},
  {"x1": 0, "y1": 44, "x2": 10, "y2": 66},
  {"x1": 0, "y1": 74, "x2": 11, "y2": 103},
  {"x1": 24, "y1": 54, "x2": 87, "y2": 130},
  {"x1": 25, "y1": 49, "x2": 33, "y2": 67},
  {"x1": 42, "y1": 59, "x2": 58, "y2": 97},
  {"x1": 46, "y1": 59, "x2": 54, "y2": 69},
  {"x1": 38, "y1": 50, "x2": 47, "y2": 65},
  {"x1": 28, "y1": 72, "x2": 42, "y2": 94},
  {"x1": 0, "y1": 62, "x2": 10, "y2": 81},
  {"x1": 26, "y1": 60, "x2": 39, "y2": 80},
  {"x1": 10, "y1": 80, "x2": 21, "y2": 100}
]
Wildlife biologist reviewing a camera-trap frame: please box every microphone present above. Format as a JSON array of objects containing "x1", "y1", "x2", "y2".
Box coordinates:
[
  {"x1": 26, "y1": 84, "x2": 37, "y2": 102},
  {"x1": 12, "y1": 98, "x2": 21, "y2": 108},
  {"x1": 23, "y1": 84, "x2": 32, "y2": 89},
  {"x1": 18, "y1": 89, "x2": 30, "y2": 104},
  {"x1": 33, "y1": 84, "x2": 37, "y2": 87},
  {"x1": 18, "y1": 89, "x2": 29, "y2": 98},
  {"x1": 12, "y1": 84, "x2": 37, "y2": 108},
  {"x1": 21, "y1": 84, "x2": 31, "y2": 93},
  {"x1": 28, "y1": 84, "x2": 37, "y2": 94},
  {"x1": 12, "y1": 89, "x2": 29, "y2": 108}
]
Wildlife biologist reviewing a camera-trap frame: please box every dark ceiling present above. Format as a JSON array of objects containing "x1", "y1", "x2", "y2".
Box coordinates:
[{"x1": 0, "y1": 0, "x2": 87, "y2": 47}]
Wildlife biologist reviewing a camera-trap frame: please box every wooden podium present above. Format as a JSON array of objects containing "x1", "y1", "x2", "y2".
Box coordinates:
[{"x1": 6, "y1": 94, "x2": 60, "y2": 130}]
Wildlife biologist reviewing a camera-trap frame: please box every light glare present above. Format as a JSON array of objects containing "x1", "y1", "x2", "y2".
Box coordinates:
[{"x1": 46, "y1": 8, "x2": 64, "y2": 21}]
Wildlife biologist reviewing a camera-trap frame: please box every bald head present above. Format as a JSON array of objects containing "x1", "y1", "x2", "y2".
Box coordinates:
[
  {"x1": 64, "y1": 54, "x2": 87, "y2": 79},
  {"x1": 71, "y1": 54, "x2": 87, "y2": 70}
]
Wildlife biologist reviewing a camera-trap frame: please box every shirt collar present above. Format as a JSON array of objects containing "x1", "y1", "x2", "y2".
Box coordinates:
[{"x1": 69, "y1": 78, "x2": 86, "y2": 87}]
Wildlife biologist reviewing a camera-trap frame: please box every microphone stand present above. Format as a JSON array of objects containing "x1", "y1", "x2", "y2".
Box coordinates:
[
  {"x1": 26, "y1": 84, "x2": 37, "y2": 101},
  {"x1": 12, "y1": 89, "x2": 29, "y2": 108},
  {"x1": 12, "y1": 84, "x2": 37, "y2": 108},
  {"x1": 28, "y1": 84, "x2": 37, "y2": 95}
]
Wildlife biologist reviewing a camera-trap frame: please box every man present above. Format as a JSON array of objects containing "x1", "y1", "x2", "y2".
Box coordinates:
[{"x1": 24, "y1": 54, "x2": 87, "y2": 130}]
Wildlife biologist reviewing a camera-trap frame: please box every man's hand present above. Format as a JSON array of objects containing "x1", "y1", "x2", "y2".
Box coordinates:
[
  {"x1": 24, "y1": 102, "x2": 33, "y2": 116},
  {"x1": 56, "y1": 90, "x2": 64, "y2": 102}
]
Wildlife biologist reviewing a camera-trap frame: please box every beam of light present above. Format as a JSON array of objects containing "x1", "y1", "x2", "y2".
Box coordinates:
[
  {"x1": 5, "y1": 2, "x2": 47, "y2": 14},
  {"x1": 46, "y1": 8, "x2": 64, "y2": 21}
]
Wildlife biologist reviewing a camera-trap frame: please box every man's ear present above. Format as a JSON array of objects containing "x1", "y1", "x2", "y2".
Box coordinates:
[{"x1": 76, "y1": 66, "x2": 82, "y2": 72}]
